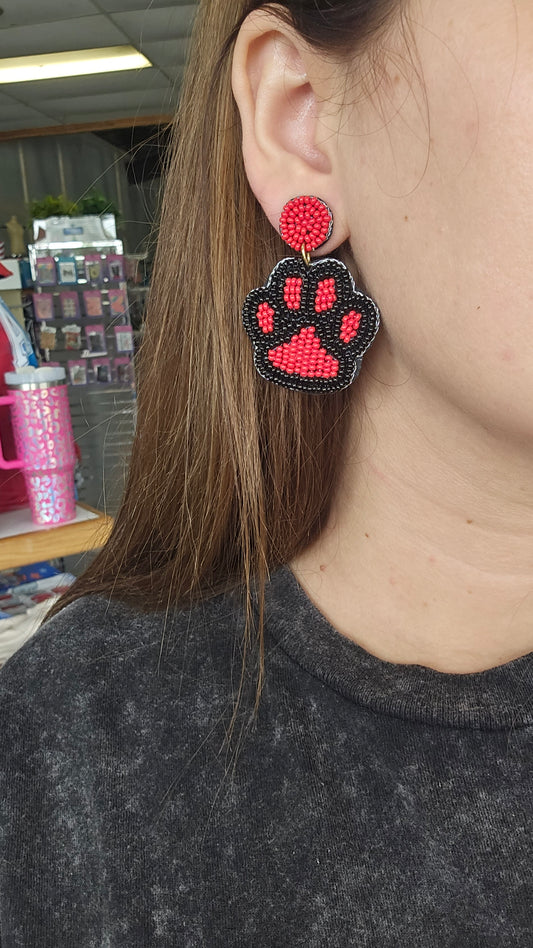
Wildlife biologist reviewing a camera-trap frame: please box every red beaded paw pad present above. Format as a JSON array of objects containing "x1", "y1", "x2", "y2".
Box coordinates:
[
  {"x1": 256, "y1": 301, "x2": 274, "y2": 333},
  {"x1": 315, "y1": 278, "x2": 337, "y2": 312},
  {"x1": 279, "y1": 196, "x2": 333, "y2": 253},
  {"x1": 283, "y1": 276, "x2": 303, "y2": 310},
  {"x1": 269, "y1": 327, "x2": 339, "y2": 379},
  {"x1": 242, "y1": 256, "x2": 380, "y2": 393},
  {"x1": 340, "y1": 310, "x2": 362, "y2": 343}
]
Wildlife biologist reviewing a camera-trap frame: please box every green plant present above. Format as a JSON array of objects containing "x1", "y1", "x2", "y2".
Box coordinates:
[
  {"x1": 77, "y1": 189, "x2": 120, "y2": 218},
  {"x1": 29, "y1": 190, "x2": 120, "y2": 221},
  {"x1": 29, "y1": 194, "x2": 79, "y2": 219}
]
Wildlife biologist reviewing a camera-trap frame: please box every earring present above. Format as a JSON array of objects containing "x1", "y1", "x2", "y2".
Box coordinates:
[{"x1": 241, "y1": 195, "x2": 381, "y2": 393}]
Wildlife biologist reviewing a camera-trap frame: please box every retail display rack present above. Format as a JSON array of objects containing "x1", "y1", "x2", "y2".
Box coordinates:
[{"x1": 28, "y1": 215, "x2": 136, "y2": 387}]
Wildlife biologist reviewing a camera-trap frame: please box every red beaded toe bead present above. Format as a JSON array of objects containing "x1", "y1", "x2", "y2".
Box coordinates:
[
  {"x1": 283, "y1": 276, "x2": 303, "y2": 310},
  {"x1": 315, "y1": 278, "x2": 337, "y2": 313},
  {"x1": 339, "y1": 310, "x2": 362, "y2": 343},
  {"x1": 256, "y1": 301, "x2": 274, "y2": 333}
]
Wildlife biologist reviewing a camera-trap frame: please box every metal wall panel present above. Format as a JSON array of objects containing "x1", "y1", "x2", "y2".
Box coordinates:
[{"x1": 70, "y1": 385, "x2": 136, "y2": 514}]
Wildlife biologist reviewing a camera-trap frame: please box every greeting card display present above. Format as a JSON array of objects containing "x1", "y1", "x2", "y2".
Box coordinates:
[
  {"x1": 33, "y1": 292, "x2": 54, "y2": 321},
  {"x1": 106, "y1": 254, "x2": 125, "y2": 281},
  {"x1": 114, "y1": 357, "x2": 132, "y2": 384},
  {"x1": 85, "y1": 324, "x2": 107, "y2": 354},
  {"x1": 93, "y1": 358, "x2": 112, "y2": 383},
  {"x1": 67, "y1": 359, "x2": 88, "y2": 386},
  {"x1": 83, "y1": 289, "x2": 104, "y2": 317},
  {"x1": 108, "y1": 288, "x2": 128, "y2": 316},
  {"x1": 30, "y1": 234, "x2": 137, "y2": 393},
  {"x1": 114, "y1": 325, "x2": 133, "y2": 352},
  {"x1": 59, "y1": 291, "x2": 80, "y2": 320},
  {"x1": 35, "y1": 257, "x2": 56, "y2": 285},
  {"x1": 62, "y1": 324, "x2": 82, "y2": 350},
  {"x1": 84, "y1": 254, "x2": 104, "y2": 285},
  {"x1": 56, "y1": 255, "x2": 78, "y2": 285}
]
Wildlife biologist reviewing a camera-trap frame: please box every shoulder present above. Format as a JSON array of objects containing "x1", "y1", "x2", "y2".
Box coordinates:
[{"x1": 0, "y1": 586, "x2": 249, "y2": 715}]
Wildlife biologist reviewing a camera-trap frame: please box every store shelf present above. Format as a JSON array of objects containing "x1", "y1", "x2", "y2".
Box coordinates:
[{"x1": 0, "y1": 502, "x2": 113, "y2": 570}]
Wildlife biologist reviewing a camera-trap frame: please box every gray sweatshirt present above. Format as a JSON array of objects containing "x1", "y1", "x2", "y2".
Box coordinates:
[{"x1": 0, "y1": 565, "x2": 531, "y2": 946}]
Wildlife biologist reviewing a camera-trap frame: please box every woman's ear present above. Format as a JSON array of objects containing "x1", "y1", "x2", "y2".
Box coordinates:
[{"x1": 231, "y1": 10, "x2": 349, "y2": 251}]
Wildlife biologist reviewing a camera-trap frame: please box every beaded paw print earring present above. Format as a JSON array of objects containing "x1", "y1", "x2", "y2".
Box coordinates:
[{"x1": 242, "y1": 195, "x2": 381, "y2": 393}]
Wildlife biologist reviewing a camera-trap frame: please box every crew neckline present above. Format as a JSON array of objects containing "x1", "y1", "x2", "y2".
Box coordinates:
[{"x1": 263, "y1": 565, "x2": 533, "y2": 730}]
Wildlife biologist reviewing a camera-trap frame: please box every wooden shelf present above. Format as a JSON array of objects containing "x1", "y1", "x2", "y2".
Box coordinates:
[{"x1": 0, "y1": 502, "x2": 113, "y2": 571}]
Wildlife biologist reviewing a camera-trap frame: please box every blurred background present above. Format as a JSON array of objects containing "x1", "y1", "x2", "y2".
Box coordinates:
[
  {"x1": 0, "y1": 1, "x2": 199, "y2": 658},
  {"x1": 0, "y1": 0, "x2": 197, "y2": 254}
]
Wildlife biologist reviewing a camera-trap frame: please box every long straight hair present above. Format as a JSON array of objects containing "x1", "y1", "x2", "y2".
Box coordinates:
[{"x1": 46, "y1": 0, "x2": 399, "y2": 737}]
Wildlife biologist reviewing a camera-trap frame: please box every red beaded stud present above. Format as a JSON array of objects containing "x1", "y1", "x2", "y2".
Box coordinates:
[{"x1": 279, "y1": 196, "x2": 333, "y2": 254}]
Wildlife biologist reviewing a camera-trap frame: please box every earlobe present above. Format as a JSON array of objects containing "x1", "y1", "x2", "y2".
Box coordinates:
[{"x1": 231, "y1": 10, "x2": 349, "y2": 248}]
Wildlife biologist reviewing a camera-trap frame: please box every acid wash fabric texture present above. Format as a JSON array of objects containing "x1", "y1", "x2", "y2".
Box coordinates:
[{"x1": 0, "y1": 564, "x2": 531, "y2": 946}]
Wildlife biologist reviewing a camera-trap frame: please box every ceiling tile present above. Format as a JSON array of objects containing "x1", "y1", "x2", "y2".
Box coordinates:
[
  {"x1": 16, "y1": 108, "x2": 167, "y2": 127},
  {"x1": 0, "y1": 16, "x2": 127, "y2": 58},
  {"x1": 0, "y1": 67, "x2": 169, "y2": 103},
  {"x1": 99, "y1": 0, "x2": 192, "y2": 10},
  {"x1": 39, "y1": 87, "x2": 176, "y2": 122},
  {"x1": 109, "y1": 6, "x2": 196, "y2": 43},
  {"x1": 157, "y1": 63, "x2": 185, "y2": 78},
  {"x1": 0, "y1": 91, "x2": 49, "y2": 116},
  {"x1": 0, "y1": 93, "x2": 57, "y2": 124},
  {"x1": 138, "y1": 37, "x2": 189, "y2": 68},
  {"x1": 0, "y1": 0, "x2": 98, "y2": 28}
]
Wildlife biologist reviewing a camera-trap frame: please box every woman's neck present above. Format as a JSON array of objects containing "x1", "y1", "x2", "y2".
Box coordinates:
[{"x1": 290, "y1": 354, "x2": 533, "y2": 673}]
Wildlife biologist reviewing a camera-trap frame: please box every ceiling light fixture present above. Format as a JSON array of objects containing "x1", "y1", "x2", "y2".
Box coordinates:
[{"x1": 0, "y1": 46, "x2": 152, "y2": 84}]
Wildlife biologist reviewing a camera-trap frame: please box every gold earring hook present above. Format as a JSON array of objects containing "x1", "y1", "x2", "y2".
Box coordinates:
[{"x1": 301, "y1": 245, "x2": 311, "y2": 267}]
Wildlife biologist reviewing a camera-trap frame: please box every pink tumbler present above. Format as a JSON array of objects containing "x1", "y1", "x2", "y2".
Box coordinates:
[{"x1": 0, "y1": 367, "x2": 77, "y2": 526}]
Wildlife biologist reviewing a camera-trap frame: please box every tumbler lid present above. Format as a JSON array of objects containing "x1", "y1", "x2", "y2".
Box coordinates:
[{"x1": 4, "y1": 366, "x2": 66, "y2": 386}]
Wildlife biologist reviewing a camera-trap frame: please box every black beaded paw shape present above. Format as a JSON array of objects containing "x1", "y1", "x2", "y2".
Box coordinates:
[{"x1": 241, "y1": 195, "x2": 381, "y2": 393}]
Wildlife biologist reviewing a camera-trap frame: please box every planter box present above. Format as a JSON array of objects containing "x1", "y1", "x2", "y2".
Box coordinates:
[{"x1": 32, "y1": 215, "x2": 117, "y2": 245}]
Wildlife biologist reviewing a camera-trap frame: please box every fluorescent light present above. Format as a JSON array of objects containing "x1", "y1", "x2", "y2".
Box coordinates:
[{"x1": 0, "y1": 46, "x2": 152, "y2": 83}]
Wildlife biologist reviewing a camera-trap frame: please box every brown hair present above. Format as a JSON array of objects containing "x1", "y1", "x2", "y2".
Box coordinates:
[{"x1": 46, "y1": 0, "x2": 400, "y2": 741}]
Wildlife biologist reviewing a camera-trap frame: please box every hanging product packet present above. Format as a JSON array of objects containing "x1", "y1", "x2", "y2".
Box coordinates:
[
  {"x1": 33, "y1": 293, "x2": 54, "y2": 321},
  {"x1": 67, "y1": 359, "x2": 88, "y2": 386},
  {"x1": 85, "y1": 324, "x2": 106, "y2": 354},
  {"x1": 93, "y1": 358, "x2": 111, "y2": 383},
  {"x1": 114, "y1": 357, "x2": 133, "y2": 384},
  {"x1": 84, "y1": 254, "x2": 104, "y2": 285},
  {"x1": 114, "y1": 325, "x2": 133, "y2": 352},
  {"x1": 59, "y1": 291, "x2": 80, "y2": 320},
  {"x1": 39, "y1": 325, "x2": 57, "y2": 350},
  {"x1": 108, "y1": 288, "x2": 128, "y2": 316},
  {"x1": 106, "y1": 253, "x2": 125, "y2": 281},
  {"x1": 83, "y1": 289, "x2": 104, "y2": 318},
  {"x1": 35, "y1": 257, "x2": 56, "y2": 285},
  {"x1": 62, "y1": 325, "x2": 82, "y2": 350},
  {"x1": 56, "y1": 256, "x2": 78, "y2": 285}
]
